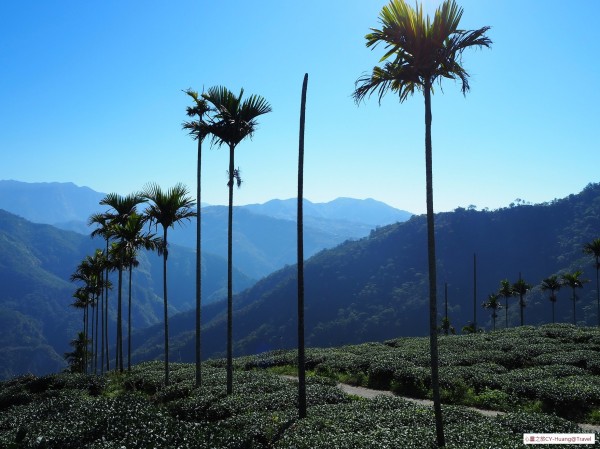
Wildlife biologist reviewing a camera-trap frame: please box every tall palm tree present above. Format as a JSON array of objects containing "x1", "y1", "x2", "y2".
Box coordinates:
[
  {"x1": 512, "y1": 275, "x2": 531, "y2": 326},
  {"x1": 583, "y1": 238, "x2": 600, "y2": 326},
  {"x1": 183, "y1": 88, "x2": 212, "y2": 387},
  {"x1": 202, "y1": 86, "x2": 272, "y2": 395},
  {"x1": 561, "y1": 271, "x2": 589, "y2": 325},
  {"x1": 482, "y1": 293, "x2": 502, "y2": 331},
  {"x1": 498, "y1": 279, "x2": 514, "y2": 328},
  {"x1": 141, "y1": 182, "x2": 196, "y2": 386},
  {"x1": 541, "y1": 275, "x2": 561, "y2": 324},
  {"x1": 70, "y1": 288, "x2": 91, "y2": 373},
  {"x1": 297, "y1": 73, "x2": 308, "y2": 419},
  {"x1": 352, "y1": 1, "x2": 491, "y2": 445},
  {"x1": 111, "y1": 213, "x2": 163, "y2": 371},
  {"x1": 99, "y1": 193, "x2": 146, "y2": 372}
]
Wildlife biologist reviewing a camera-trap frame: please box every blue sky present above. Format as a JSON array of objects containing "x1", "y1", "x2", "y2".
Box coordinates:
[{"x1": 1, "y1": 0, "x2": 599, "y2": 214}]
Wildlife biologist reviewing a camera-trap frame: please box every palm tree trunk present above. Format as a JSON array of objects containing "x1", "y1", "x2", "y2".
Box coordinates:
[
  {"x1": 196, "y1": 137, "x2": 203, "y2": 388},
  {"x1": 128, "y1": 264, "x2": 133, "y2": 371},
  {"x1": 100, "y1": 285, "x2": 104, "y2": 375},
  {"x1": 573, "y1": 288, "x2": 577, "y2": 325},
  {"x1": 596, "y1": 256, "x2": 600, "y2": 327},
  {"x1": 84, "y1": 304, "x2": 89, "y2": 374},
  {"x1": 227, "y1": 144, "x2": 234, "y2": 395},
  {"x1": 94, "y1": 293, "x2": 99, "y2": 374},
  {"x1": 163, "y1": 227, "x2": 170, "y2": 386},
  {"x1": 424, "y1": 79, "x2": 445, "y2": 448},
  {"x1": 105, "y1": 264, "x2": 110, "y2": 372},
  {"x1": 117, "y1": 266, "x2": 123, "y2": 372},
  {"x1": 297, "y1": 73, "x2": 308, "y2": 419},
  {"x1": 90, "y1": 298, "x2": 95, "y2": 374}
]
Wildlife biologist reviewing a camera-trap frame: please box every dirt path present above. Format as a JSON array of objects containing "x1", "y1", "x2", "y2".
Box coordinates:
[{"x1": 281, "y1": 375, "x2": 600, "y2": 432}]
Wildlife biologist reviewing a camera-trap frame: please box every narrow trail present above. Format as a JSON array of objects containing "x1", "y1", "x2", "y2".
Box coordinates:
[{"x1": 281, "y1": 375, "x2": 600, "y2": 432}]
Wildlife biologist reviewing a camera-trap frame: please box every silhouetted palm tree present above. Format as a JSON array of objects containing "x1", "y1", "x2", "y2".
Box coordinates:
[
  {"x1": 498, "y1": 279, "x2": 514, "y2": 328},
  {"x1": 583, "y1": 238, "x2": 600, "y2": 326},
  {"x1": 110, "y1": 213, "x2": 163, "y2": 371},
  {"x1": 183, "y1": 88, "x2": 212, "y2": 387},
  {"x1": 561, "y1": 271, "x2": 589, "y2": 325},
  {"x1": 89, "y1": 212, "x2": 114, "y2": 372},
  {"x1": 512, "y1": 275, "x2": 531, "y2": 326},
  {"x1": 141, "y1": 182, "x2": 196, "y2": 386},
  {"x1": 64, "y1": 331, "x2": 89, "y2": 374},
  {"x1": 202, "y1": 86, "x2": 271, "y2": 395},
  {"x1": 99, "y1": 193, "x2": 145, "y2": 372},
  {"x1": 353, "y1": 1, "x2": 491, "y2": 444},
  {"x1": 482, "y1": 293, "x2": 502, "y2": 331},
  {"x1": 541, "y1": 275, "x2": 561, "y2": 323}
]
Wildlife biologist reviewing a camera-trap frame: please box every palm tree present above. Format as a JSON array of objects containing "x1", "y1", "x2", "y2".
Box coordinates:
[
  {"x1": 512, "y1": 275, "x2": 531, "y2": 326},
  {"x1": 141, "y1": 182, "x2": 196, "y2": 386},
  {"x1": 89, "y1": 212, "x2": 114, "y2": 372},
  {"x1": 111, "y1": 213, "x2": 163, "y2": 371},
  {"x1": 297, "y1": 73, "x2": 308, "y2": 419},
  {"x1": 183, "y1": 88, "x2": 212, "y2": 387},
  {"x1": 498, "y1": 279, "x2": 514, "y2": 328},
  {"x1": 70, "y1": 288, "x2": 91, "y2": 373},
  {"x1": 64, "y1": 332, "x2": 89, "y2": 374},
  {"x1": 541, "y1": 275, "x2": 561, "y2": 324},
  {"x1": 482, "y1": 293, "x2": 502, "y2": 331},
  {"x1": 583, "y1": 238, "x2": 600, "y2": 326},
  {"x1": 561, "y1": 271, "x2": 589, "y2": 325},
  {"x1": 202, "y1": 86, "x2": 272, "y2": 395},
  {"x1": 352, "y1": 2, "x2": 491, "y2": 445},
  {"x1": 99, "y1": 193, "x2": 146, "y2": 372}
]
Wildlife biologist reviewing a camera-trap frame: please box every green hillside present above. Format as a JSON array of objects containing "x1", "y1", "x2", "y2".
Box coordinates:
[
  {"x1": 0, "y1": 210, "x2": 253, "y2": 379},
  {"x1": 131, "y1": 182, "x2": 600, "y2": 363},
  {"x1": 1, "y1": 325, "x2": 598, "y2": 448}
]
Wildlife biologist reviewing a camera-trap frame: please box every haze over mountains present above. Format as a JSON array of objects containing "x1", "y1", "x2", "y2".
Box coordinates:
[
  {"x1": 0, "y1": 180, "x2": 412, "y2": 280},
  {"x1": 0, "y1": 180, "x2": 411, "y2": 378}
]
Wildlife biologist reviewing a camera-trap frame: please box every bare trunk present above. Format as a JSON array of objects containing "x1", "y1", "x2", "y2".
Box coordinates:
[
  {"x1": 117, "y1": 266, "x2": 123, "y2": 372},
  {"x1": 297, "y1": 73, "x2": 308, "y2": 419},
  {"x1": 128, "y1": 264, "x2": 132, "y2": 371},
  {"x1": 424, "y1": 80, "x2": 445, "y2": 447}
]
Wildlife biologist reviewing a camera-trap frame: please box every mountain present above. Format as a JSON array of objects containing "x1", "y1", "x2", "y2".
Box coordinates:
[
  {"x1": 130, "y1": 182, "x2": 600, "y2": 363},
  {"x1": 1, "y1": 181, "x2": 412, "y2": 280},
  {"x1": 243, "y1": 197, "x2": 412, "y2": 226},
  {"x1": 0, "y1": 209, "x2": 252, "y2": 379},
  {"x1": 0, "y1": 180, "x2": 106, "y2": 224}
]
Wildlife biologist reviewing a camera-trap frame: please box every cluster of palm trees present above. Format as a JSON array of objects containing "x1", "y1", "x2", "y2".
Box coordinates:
[
  {"x1": 69, "y1": 187, "x2": 195, "y2": 380},
  {"x1": 481, "y1": 239, "x2": 600, "y2": 330}
]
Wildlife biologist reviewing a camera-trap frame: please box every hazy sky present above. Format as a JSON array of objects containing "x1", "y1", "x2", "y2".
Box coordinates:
[{"x1": 1, "y1": 1, "x2": 599, "y2": 214}]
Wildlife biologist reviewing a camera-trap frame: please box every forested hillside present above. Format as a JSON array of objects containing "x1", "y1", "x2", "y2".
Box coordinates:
[{"x1": 131, "y1": 183, "x2": 600, "y2": 363}]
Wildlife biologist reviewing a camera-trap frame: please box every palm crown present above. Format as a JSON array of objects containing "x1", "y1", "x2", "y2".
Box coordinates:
[{"x1": 353, "y1": 0, "x2": 491, "y2": 103}]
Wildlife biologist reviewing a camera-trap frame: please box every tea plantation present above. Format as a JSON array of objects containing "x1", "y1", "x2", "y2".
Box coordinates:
[{"x1": 1, "y1": 324, "x2": 599, "y2": 448}]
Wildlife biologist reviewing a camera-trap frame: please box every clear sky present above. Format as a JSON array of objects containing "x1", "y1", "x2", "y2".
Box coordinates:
[{"x1": 1, "y1": 0, "x2": 599, "y2": 214}]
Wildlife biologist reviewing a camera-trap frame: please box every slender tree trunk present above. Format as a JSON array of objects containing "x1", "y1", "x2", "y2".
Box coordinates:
[
  {"x1": 505, "y1": 298, "x2": 509, "y2": 328},
  {"x1": 164, "y1": 227, "x2": 170, "y2": 386},
  {"x1": 573, "y1": 288, "x2": 577, "y2": 325},
  {"x1": 227, "y1": 144, "x2": 235, "y2": 395},
  {"x1": 596, "y1": 256, "x2": 600, "y2": 327},
  {"x1": 94, "y1": 293, "x2": 99, "y2": 374},
  {"x1": 90, "y1": 298, "x2": 95, "y2": 374},
  {"x1": 128, "y1": 264, "x2": 133, "y2": 371},
  {"x1": 84, "y1": 304, "x2": 89, "y2": 374},
  {"x1": 552, "y1": 298, "x2": 555, "y2": 324},
  {"x1": 105, "y1": 265, "x2": 110, "y2": 372},
  {"x1": 424, "y1": 80, "x2": 445, "y2": 448},
  {"x1": 297, "y1": 73, "x2": 308, "y2": 419},
  {"x1": 100, "y1": 285, "x2": 104, "y2": 375},
  {"x1": 196, "y1": 137, "x2": 203, "y2": 387},
  {"x1": 473, "y1": 253, "x2": 477, "y2": 332},
  {"x1": 117, "y1": 266, "x2": 123, "y2": 372}
]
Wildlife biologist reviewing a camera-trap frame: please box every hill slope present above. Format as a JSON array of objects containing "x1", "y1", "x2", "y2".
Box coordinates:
[
  {"x1": 0, "y1": 210, "x2": 252, "y2": 379},
  {"x1": 131, "y1": 182, "x2": 600, "y2": 363}
]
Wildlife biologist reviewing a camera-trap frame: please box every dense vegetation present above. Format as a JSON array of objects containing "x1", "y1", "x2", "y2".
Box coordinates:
[{"x1": 1, "y1": 325, "x2": 598, "y2": 448}]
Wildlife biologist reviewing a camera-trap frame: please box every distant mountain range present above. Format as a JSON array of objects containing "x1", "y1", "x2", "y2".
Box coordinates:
[
  {"x1": 0, "y1": 180, "x2": 412, "y2": 280},
  {"x1": 129, "y1": 182, "x2": 600, "y2": 365}
]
